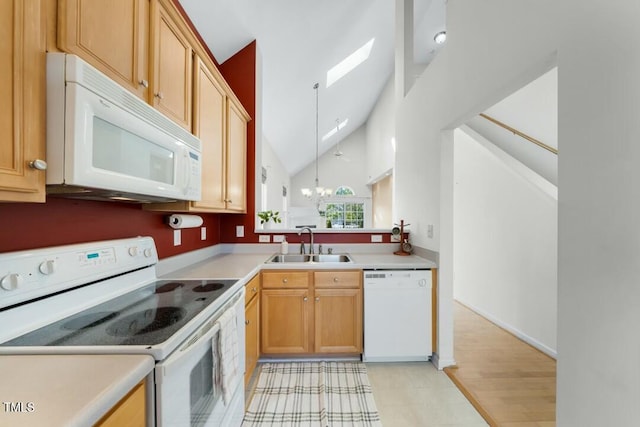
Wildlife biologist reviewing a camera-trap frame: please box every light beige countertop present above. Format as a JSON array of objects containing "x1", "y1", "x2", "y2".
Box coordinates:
[
  {"x1": 160, "y1": 251, "x2": 436, "y2": 281},
  {"x1": 0, "y1": 354, "x2": 154, "y2": 427}
]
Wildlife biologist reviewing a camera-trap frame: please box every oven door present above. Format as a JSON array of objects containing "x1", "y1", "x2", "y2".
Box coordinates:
[{"x1": 155, "y1": 291, "x2": 245, "y2": 427}]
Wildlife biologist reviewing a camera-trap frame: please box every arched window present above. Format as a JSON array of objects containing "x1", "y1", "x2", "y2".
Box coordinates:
[{"x1": 334, "y1": 186, "x2": 355, "y2": 196}]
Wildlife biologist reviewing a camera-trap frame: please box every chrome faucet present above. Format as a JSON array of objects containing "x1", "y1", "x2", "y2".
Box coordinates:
[{"x1": 298, "y1": 226, "x2": 314, "y2": 254}]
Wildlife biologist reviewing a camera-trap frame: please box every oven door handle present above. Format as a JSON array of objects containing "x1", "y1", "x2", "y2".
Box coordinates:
[{"x1": 157, "y1": 321, "x2": 221, "y2": 381}]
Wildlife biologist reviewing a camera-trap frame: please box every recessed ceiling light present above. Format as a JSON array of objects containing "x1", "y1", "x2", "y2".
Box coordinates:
[
  {"x1": 326, "y1": 38, "x2": 375, "y2": 88},
  {"x1": 434, "y1": 31, "x2": 447, "y2": 44}
]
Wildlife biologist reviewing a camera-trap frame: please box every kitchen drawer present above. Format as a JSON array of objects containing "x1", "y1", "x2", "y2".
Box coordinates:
[
  {"x1": 314, "y1": 271, "x2": 361, "y2": 289},
  {"x1": 262, "y1": 271, "x2": 309, "y2": 289},
  {"x1": 244, "y1": 274, "x2": 260, "y2": 305}
]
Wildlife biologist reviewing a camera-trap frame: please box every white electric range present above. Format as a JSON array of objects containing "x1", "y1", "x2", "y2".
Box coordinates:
[{"x1": 0, "y1": 236, "x2": 245, "y2": 427}]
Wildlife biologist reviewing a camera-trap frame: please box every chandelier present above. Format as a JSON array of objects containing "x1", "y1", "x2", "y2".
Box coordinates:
[{"x1": 301, "y1": 83, "x2": 332, "y2": 208}]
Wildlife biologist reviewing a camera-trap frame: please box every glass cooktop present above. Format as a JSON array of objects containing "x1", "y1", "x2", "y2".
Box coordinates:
[{"x1": 1, "y1": 279, "x2": 237, "y2": 347}]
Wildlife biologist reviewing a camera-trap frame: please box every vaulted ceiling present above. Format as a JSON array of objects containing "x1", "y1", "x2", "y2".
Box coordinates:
[{"x1": 178, "y1": 0, "x2": 447, "y2": 175}]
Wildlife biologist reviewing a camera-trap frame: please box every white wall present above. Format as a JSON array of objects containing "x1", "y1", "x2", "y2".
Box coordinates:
[
  {"x1": 395, "y1": 0, "x2": 640, "y2": 423},
  {"x1": 366, "y1": 77, "x2": 396, "y2": 183},
  {"x1": 290, "y1": 125, "x2": 371, "y2": 208},
  {"x1": 261, "y1": 136, "x2": 290, "y2": 222},
  {"x1": 453, "y1": 127, "x2": 558, "y2": 357}
]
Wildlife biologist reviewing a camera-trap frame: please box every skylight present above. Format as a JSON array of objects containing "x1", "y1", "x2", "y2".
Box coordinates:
[
  {"x1": 326, "y1": 38, "x2": 375, "y2": 88},
  {"x1": 322, "y1": 118, "x2": 349, "y2": 142}
]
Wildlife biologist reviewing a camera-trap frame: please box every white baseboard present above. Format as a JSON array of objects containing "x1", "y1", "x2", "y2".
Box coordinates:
[
  {"x1": 456, "y1": 299, "x2": 557, "y2": 359},
  {"x1": 431, "y1": 353, "x2": 456, "y2": 370}
]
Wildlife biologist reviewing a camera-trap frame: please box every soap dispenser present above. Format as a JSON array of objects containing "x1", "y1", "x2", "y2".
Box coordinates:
[{"x1": 281, "y1": 237, "x2": 289, "y2": 254}]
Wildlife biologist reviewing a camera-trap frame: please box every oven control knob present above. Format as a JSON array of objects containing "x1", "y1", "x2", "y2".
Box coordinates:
[
  {"x1": 1, "y1": 274, "x2": 23, "y2": 291},
  {"x1": 39, "y1": 259, "x2": 57, "y2": 275},
  {"x1": 143, "y1": 248, "x2": 153, "y2": 258},
  {"x1": 128, "y1": 247, "x2": 138, "y2": 257}
]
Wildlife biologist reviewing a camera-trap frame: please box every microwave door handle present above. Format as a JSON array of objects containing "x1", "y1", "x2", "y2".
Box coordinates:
[{"x1": 182, "y1": 147, "x2": 191, "y2": 195}]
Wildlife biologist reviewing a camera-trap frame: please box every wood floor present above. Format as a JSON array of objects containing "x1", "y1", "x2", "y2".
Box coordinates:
[{"x1": 445, "y1": 301, "x2": 556, "y2": 426}]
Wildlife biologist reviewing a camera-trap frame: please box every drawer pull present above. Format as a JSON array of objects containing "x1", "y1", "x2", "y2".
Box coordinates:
[
  {"x1": 333, "y1": 277, "x2": 340, "y2": 282},
  {"x1": 282, "y1": 278, "x2": 288, "y2": 283}
]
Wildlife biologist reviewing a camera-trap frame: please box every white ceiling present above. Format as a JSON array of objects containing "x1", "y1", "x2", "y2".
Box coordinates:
[{"x1": 178, "y1": 0, "x2": 447, "y2": 175}]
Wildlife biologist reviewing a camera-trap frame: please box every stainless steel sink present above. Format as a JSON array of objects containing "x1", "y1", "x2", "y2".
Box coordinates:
[
  {"x1": 310, "y1": 254, "x2": 352, "y2": 263},
  {"x1": 266, "y1": 254, "x2": 311, "y2": 263},
  {"x1": 265, "y1": 253, "x2": 353, "y2": 263}
]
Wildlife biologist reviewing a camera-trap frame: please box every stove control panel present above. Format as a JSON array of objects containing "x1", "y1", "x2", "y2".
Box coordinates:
[{"x1": 0, "y1": 237, "x2": 158, "y2": 310}]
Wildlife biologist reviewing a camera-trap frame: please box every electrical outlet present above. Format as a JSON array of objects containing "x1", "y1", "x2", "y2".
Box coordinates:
[
  {"x1": 391, "y1": 234, "x2": 401, "y2": 242},
  {"x1": 272, "y1": 235, "x2": 285, "y2": 243},
  {"x1": 236, "y1": 225, "x2": 244, "y2": 238},
  {"x1": 200, "y1": 227, "x2": 207, "y2": 240},
  {"x1": 371, "y1": 234, "x2": 383, "y2": 243},
  {"x1": 259, "y1": 235, "x2": 270, "y2": 243},
  {"x1": 173, "y1": 229, "x2": 181, "y2": 246},
  {"x1": 428, "y1": 224, "x2": 434, "y2": 238}
]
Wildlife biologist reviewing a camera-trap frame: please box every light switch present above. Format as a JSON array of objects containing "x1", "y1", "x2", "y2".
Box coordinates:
[
  {"x1": 236, "y1": 225, "x2": 244, "y2": 238},
  {"x1": 371, "y1": 234, "x2": 383, "y2": 243},
  {"x1": 259, "y1": 235, "x2": 270, "y2": 243},
  {"x1": 173, "y1": 229, "x2": 181, "y2": 246},
  {"x1": 201, "y1": 227, "x2": 207, "y2": 240},
  {"x1": 272, "y1": 235, "x2": 285, "y2": 243}
]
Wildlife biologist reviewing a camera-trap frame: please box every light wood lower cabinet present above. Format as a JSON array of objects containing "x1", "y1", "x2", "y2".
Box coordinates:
[
  {"x1": 244, "y1": 274, "x2": 260, "y2": 386},
  {"x1": 95, "y1": 381, "x2": 146, "y2": 427},
  {"x1": 261, "y1": 270, "x2": 362, "y2": 356}
]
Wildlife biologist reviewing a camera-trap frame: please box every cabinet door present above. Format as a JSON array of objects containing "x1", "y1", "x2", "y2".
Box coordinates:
[
  {"x1": 192, "y1": 56, "x2": 226, "y2": 210},
  {"x1": 261, "y1": 289, "x2": 310, "y2": 354},
  {"x1": 0, "y1": 0, "x2": 46, "y2": 202},
  {"x1": 150, "y1": 0, "x2": 192, "y2": 130},
  {"x1": 58, "y1": 0, "x2": 149, "y2": 100},
  {"x1": 314, "y1": 288, "x2": 363, "y2": 354},
  {"x1": 244, "y1": 292, "x2": 259, "y2": 386},
  {"x1": 96, "y1": 381, "x2": 146, "y2": 426},
  {"x1": 225, "y1": 99, "x2": 247, "y2": 212}
]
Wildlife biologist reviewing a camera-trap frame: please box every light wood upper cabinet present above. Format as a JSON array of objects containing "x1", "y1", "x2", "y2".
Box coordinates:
[
  {"x1": 192, "y1": 56, "x2": 226, "y2": 210},
  {"x1": 225, "y1": 99, "x2": 248, "y2": 213},
  {"x1": 0, "y1": 0, "x2": 46, "y2": 202},
  {"x1": 58, "y1": 0, "x2": 150, "y2": 100},
  {"x1": 143, "y1": 55, "x2": 249, "y2": 214},
  {"x1": 150, "y1": 0, "x2": 192, "y2": 130}
]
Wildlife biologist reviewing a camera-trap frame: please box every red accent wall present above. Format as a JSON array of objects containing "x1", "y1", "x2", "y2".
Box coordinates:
[{"x1": 0, "y1": 198, "x2": 221, "y2": 258}]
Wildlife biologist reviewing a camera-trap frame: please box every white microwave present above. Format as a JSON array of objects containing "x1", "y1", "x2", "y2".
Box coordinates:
[{"x1": 46, "y1": 53, "x2": 201, "y2": 203}]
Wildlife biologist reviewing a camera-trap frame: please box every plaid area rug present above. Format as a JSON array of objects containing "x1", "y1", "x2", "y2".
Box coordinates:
[{"x1": 242, "y1": 362, "x2": 382, "y2": 427}]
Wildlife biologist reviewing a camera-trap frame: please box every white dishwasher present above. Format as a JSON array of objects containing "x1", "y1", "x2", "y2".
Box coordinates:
[{"x1": 363, "y1": 269, "x2": 432, "y2": 362}]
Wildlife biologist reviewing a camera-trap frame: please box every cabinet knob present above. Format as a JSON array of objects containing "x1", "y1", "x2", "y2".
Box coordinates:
[
  {"x1": 154, "y1": 92, "x2": 164, "y2": 100},
  {"x1": 282, "y1": 278, "x2": 288, "y2": 283},
  {"x1": 252, "y1": 287, "x2": 257, "y2": 293},
  {"x1": 28, "y1": 159, "x2": 47, "y2": 171},
  {"x1": 225, "y1": 199, "x2": 233, "y2": 204},
  {"x1": 315, "y1": 297, "x2": 320, "y2": 302},
  {"x1": 245, "y1": 319, "x2": 250, "y2": 325},
  {"x1": 303, "y1": 296, "x2": 308, "y2": 302},
  {"x1": 139, "y1": 79, "x2": 149, "y2": 88}
]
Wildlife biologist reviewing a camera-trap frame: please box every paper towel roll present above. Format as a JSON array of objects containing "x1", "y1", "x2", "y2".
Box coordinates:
[{"x1": 167, "y1": 214, "x2": 203, "y2": 229}]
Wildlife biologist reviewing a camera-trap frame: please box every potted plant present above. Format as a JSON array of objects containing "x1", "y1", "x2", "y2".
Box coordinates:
[{"x1": 257, "y1": 210, "x2": 282, "y2": 229}]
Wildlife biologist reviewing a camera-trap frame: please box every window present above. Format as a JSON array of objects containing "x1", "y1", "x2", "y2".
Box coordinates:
[{"x1": 324, "y1": 186, "x2": 364, "y2": 229}]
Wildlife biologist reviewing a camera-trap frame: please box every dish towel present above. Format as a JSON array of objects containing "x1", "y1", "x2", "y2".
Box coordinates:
[{"x1": 215, "y1": 306, "x2": 239, "y2": 405}]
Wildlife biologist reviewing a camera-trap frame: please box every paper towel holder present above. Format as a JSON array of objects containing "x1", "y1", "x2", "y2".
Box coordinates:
[{"x1": 165, "y1": 214, "x2": 203, "y2": 229}]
